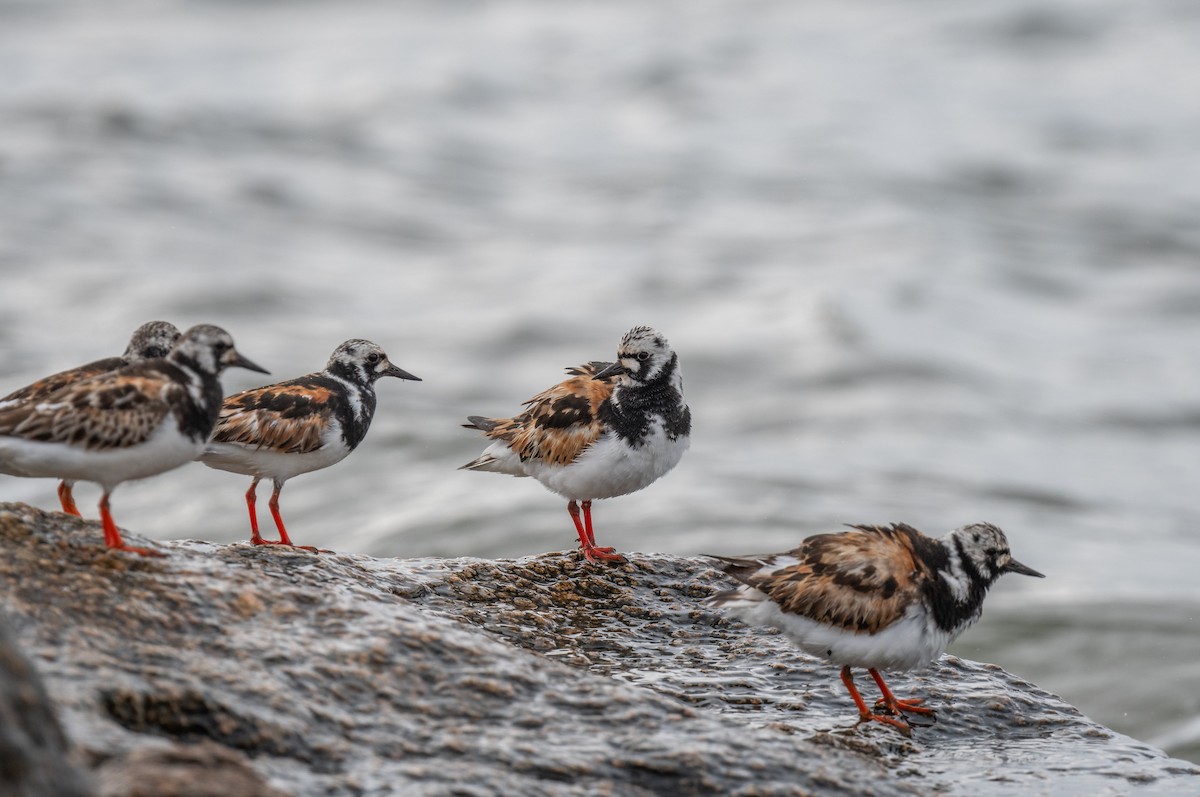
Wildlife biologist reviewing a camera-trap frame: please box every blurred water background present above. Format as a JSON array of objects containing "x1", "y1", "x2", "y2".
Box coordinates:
[{"x1": 1, "y1": 0, "x2": 1198, "y2": 765}]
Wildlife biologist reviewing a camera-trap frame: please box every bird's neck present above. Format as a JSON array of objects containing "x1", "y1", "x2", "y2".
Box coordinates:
[
  {"x1": 612, "y1": 353, "x2": 684, "y2": 415},
  {"x1": 604, "y1": 354, "x2": 690, "y2": 445},
  {"x1": 324, "y1": 370, "x2": 377, "y2": 449},
  {"x1": 159, "y1": 357, "x2": 224, "y2": 443},
  {"x1": 923, "y1": 537, "x2": 997, "y2": 635}
]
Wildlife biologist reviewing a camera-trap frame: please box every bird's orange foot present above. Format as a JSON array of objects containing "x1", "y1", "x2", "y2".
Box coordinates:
[
  {"x1": 875, "y1": 696, "x2": 937, "y2": 717},
  {"x1": 250, "y1": 537, "x2": 322, "y2": 554},
  {"x1": 58, "y1": 484, "x2": 83, "y2": 517},
  {"x1": 856, "y1": 712, "x2": 913, "y2": 737},
  {"x1": 580, "y1": 545, "x2": 626, "y2": 563}
]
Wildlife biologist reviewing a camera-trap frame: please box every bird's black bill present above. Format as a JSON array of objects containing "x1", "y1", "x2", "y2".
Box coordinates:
[
  {"x1": 592, "y1": 361, "x2": 627, "y2": 380},
  {"x1": 384, "y1": 363, "x2": 421, "y2": 381},
  {"x1": 1004, "y1": 558, "x2": 1045, "y2": 578},
  {"x1": 232, "y1": 353, "x2": 269, "y2": 374}
]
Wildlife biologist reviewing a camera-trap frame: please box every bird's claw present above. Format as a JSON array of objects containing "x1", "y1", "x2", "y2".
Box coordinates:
[
  {"x1": 856, "y1": 713, "x2": 913, "y2": 737},
  {"x1": 580, "y1": 545, "x2": 626, "y2": 563}
]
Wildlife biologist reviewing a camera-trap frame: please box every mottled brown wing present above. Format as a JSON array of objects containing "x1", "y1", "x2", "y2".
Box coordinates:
[
  {"x1": 0, "y1": 357, "x2": 124, "y2": 404},
  {"x1": 476, "y1": 362, "x2": 614, "y2": 465},
  {"x1": 751, "y1": 524, "x2": 931, "y2": 633},
  {"x1": 0, "y1": 373, "x2": 174, "y2": 450},
  {"x1": 210, "y1": 381, "x2": 334, "y2": 455}
]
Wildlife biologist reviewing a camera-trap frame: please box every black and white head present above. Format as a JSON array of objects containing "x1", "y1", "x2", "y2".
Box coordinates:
[
  {"x1": 945, "y1": 522, "x2": 1044, "y2": 588},
  {"x1": 123, "y1": 320, "x2": 182, "y2": 361},
  {"x1": 325, "y1": 339, "x2": 420, "y2": 386},
  {"x1": 593, "y1": 326, "x2": 680, "y2": 387},
  {"x1": 170, "y1": 324, "x2": 268, "y2": 377}
]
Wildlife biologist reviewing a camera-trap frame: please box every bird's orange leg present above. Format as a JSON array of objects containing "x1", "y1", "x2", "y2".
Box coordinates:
[
  {"x1": 568, "y1": 500, "x2": 624, "y2": 563},
  {"x1": 245, "y1": 479, "x2": 273, "y2": 545},
  {"x1": 869, "y1": 668, "x2": 936, "y2": 718},
  {"x1": 581, "y1": 500, "x2": 621, "y2": 559},
  {"x1": 245, "y1": 479, "x2": 314, "y2": 551},
  {"x1": 266, "y1": 481, "x2": 319, "y2": 553},
  {"x1": 840, "y1": 666, "x2": 912, "y2": 736},
  {"x1": 580, "y1": 499, "x2": 596, "y2": 545},
  {"x1": 57, "y1": 480, "x2": 82, "y2": 517},
  {"x1": 98, "y1": 493, "x2": 163, "y2": 558}
]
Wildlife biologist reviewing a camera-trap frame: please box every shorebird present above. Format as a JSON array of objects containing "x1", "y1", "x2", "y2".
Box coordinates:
[
  {"x1": 462, "y1": 326, "x2": 691, "y2": 563},
  {"x1": 708, "y1": 522, "x2": 1044, "y2": 734},
  {"x1": 201, "y1": 339, "x2": 420, "y2": 551}
]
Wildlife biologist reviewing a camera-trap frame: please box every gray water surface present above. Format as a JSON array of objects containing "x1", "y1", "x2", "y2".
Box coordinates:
[{"x1": 0, "y1": 0, "x2": 1198, "y2": 765}]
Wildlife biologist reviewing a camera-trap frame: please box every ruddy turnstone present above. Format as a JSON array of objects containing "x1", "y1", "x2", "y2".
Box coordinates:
[
  {"x1": 708, "y1": 522, "x2": 1044, "y2": 734},
  {"x1": 0, "y1": 320, "x2": 182, "y2": 516},
  {"x1": 200, "y1": 339, "x2": 420, "y2": 551},
  {"x1": 461, "y1": 326, "x2": 691, "y2": 563},
  {"x1": 0, "y1": 324, "x2": 266, "y2": 556}
]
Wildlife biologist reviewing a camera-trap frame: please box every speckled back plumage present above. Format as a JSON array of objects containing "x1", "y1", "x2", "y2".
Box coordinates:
[
  {"x1": 0, "y1": 321, "x2": 181, "y2": 407},
  {"x1": 0, "y1": 324, "x2": 247, "y2": 452},
  {"x1": 712, "y1": 524, "x2": 932, "y2": 634},
  {"x1": 464, "y1": 361, "x2": 614, "y2": 467}
]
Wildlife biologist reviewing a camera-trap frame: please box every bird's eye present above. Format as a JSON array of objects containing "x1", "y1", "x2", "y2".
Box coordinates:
[
  {"x1": 366, "y1": 353, "x2": 381, "y2": 364},
  {"x1": 636, "y1": 351, "x2": 651, "y2": 362}
]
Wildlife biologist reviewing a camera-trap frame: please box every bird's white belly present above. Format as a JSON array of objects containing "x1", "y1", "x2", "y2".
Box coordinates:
[
  {"x1": 730, "y1": 599, "x2": 951, "y2": 672},
  {"x1": 201, "y1": 440, "x2": 350, "y2": 482},
  {"x1": 531, "y1": 426, "x2": 689, "y2": 501},
  {"x1": 0, "y1": 417, "x2": 203, "y2": 492}
]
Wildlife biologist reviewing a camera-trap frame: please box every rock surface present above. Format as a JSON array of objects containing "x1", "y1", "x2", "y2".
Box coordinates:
[
  {"x1": 0, "y1": 615, "x2": 90, "y2": 797},
  {"x1": 1, "y1": 501, "x2": 1197, "y2": 796},
  {"x1": 94, "y1": 742, "x2": 291, "y2": 797}
]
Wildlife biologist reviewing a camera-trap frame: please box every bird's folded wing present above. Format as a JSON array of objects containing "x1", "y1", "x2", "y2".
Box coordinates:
[
  {"x1": 211, "y1": 379, "x2": 332, "y2": 455},
  {"x1": 749, "y1": 525, "x2": 929, "y2": 634},
  {"x1": 0, "y1": 373, "x2": 174, "y2": 450},
  {"x1": 0, "y1": 357, "x2": 122, "y2": 405},
  {"x1": 474, "y1": 362, "x2": 615, "y2": 465}
]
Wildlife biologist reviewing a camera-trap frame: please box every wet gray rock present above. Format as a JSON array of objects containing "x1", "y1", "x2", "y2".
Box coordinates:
[
  {"x1": 0, "y1": 614, "x2": 91, "y2": 797},
  {"x1": 95, "y1": 742, "x2": 291, "y2": 797},
  {"x1": 1, "y1": 501, "x2": 1197, "y2": 796}
]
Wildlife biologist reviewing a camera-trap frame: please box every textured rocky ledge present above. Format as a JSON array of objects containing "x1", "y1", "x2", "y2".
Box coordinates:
[{"x1": 0, "y1": 501, "x2": 1196, "y2": 796}]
